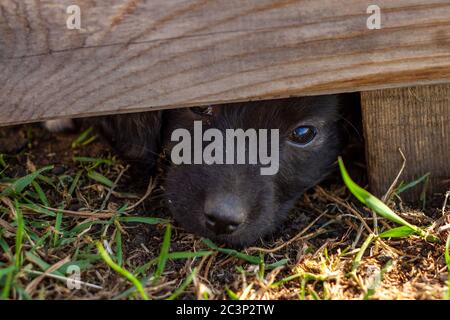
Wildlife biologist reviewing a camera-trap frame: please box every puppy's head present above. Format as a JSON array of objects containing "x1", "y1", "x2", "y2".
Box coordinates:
[{"x1": 163, "y1": 95, "x2": 347, "y2": 246}]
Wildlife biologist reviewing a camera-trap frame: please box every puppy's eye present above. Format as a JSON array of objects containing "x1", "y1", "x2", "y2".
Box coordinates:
[
  {"x1": 190, "y1": 106, "x2": 213, "y2": 116},
  {"x1": 289, "y1": 126, "x2": 317, "y2": 145}
]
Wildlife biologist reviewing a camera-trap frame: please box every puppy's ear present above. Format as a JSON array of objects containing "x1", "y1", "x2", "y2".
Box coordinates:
[
  {"x1": 43, "y1": 119, "x2": 76, "y2": 132},
  {"x1": 89, "y1": 111, "x2": 163, "y2": 166},
  {"x1": 338, "y1": 92, "x2": 362, "y2": 139},
  {"x1": 313, "y1": 93, "x2": 362, "y2": 155}
]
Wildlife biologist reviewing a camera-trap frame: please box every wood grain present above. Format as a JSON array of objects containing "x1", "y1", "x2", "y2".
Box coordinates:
[
  {"x1": 361, "y1": 84, "x2": 450, "y2": 199},
  {"x1": 1, "y1": 0, "x2": 450, "y2": 125}
]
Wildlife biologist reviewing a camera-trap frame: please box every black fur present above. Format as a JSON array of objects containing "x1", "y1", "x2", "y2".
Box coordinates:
[
  {"x1": 162, "y1": 95, "x2": 348, "y2": 246},
  {"x1": 83, "y1": 95, "x2": 351, "y2": 246},
  {"x1": 86, "y1": 112, "x2": 162, "y2": 168}
]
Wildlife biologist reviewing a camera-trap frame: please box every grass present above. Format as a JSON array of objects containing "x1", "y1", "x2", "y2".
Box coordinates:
[
  {"x1": 166, "y1": 268, "x2": 197, "y2": 300},
  {"x1": 153, "y1": 224, "x2": 172, "y2": 284},
  {"x1": 0, "y1": 124, "x2": 449, "y2": 300},
  {"x1": 338, "y1": 157, "x2": 439, "y2": 242},
  {"x1": 96, "y1": 241, "x2": 149, "y2": 300}
]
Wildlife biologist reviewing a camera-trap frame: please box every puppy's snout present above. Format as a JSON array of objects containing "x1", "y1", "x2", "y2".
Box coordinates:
[{"x1": 204, "y1": 194, "x2": 246, "y2": 235}]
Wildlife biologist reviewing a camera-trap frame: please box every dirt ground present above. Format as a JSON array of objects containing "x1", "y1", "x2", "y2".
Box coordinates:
[{"x1": 0, "y1": 123, "x2": 449, "y2": 300}]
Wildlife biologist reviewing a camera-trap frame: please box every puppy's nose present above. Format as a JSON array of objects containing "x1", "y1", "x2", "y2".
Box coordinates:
[{"x1": 204, "y1": 194, "x2": 246, "y2": 235}]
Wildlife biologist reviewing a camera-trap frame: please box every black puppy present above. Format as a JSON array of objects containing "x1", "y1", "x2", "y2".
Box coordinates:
[
  {"x1": 46, "y1": 94, "x2": 348, "y2": 246},
  {"x1": 163, "y1": 95, "x2": 347, "y2": 246}
]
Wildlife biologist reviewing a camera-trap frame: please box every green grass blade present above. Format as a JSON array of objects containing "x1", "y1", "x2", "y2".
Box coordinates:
[
  {"x1": 21, "y1": 203, "x2": 56, "y2": 217},
  {"x1": 68, "y1": 170, "x2": 83, "y2": 196},
  {"x1": 1, "y1": 272, "x2": 13, "y2": 299},
  {"x1": 25, "y1": 252, "x2": 64, "y2": 277},
  {"x1": 351, "y1": 233, "x2": 375, "y2": 275},
  {"x1": 153, "y1": 224, "x2": 172, "y2": 284},
  {"x1": 168, "y1": 251, "x2": 213, "y2": 260},
  {"x1": 166, "y1": 268, "x2": 197, "y2": 300},
  {"x1": 225, "y1": 287, "x2": 239, "y2": 300},
  {"x1": 338, "y1": 157, "x2": 438, "y2": 242},
  {"x1": 1, "y1": 166, "x2": 53, "y2": 197},
  {"x1": 308, "y1": 287, "x2": 321, "y2": 300},
  {"x1": 133, "y1": 251, "x2": 212, "y2": 276},
  {"x1": 14, "y1": 201, "x2": 24, "y2": 269},
  {"x1": 265, "y1": 258, "x2": 289, "y2": 270},
  {"x1": 202, "y1": 239, "x2": 261, "y2": 264},
  {"x1": 0, "y1": 265, "x2": 15, "y2": 279},
  {"x1": 96, "y1": 241, "x2": 149, "y2": 300},
  {"x1": 111, "y1": 275, "x2": 153, "y2": 300},
  {"x1": 133, "y1": 259, "x2": 158, "y2": 276},
  {"x1": 119, "y1": 216, "x2": 168, "y2": 225},
  {"x1": 72, "y1": 127, "x2": 96, "y2": 148},
  {"x1": 65, "y1": 220, "x2": 111, "y2": 236},
  {"x1": 32, "y1": 181, "x2": 49, "y2": 206},
  {"x1": 87, "y1": 170, "x2": 114, "y2": 188},
  {"x1": 36, "y1": 175, "x2": 57, "y2": 190},
  {"x1": 53, "y1": 210, "x2": 63, "y2": 247},
  {"x1": 395, "y1": 173, "x2": 430, "y2": 195},
  {"x1": 379, "y1": 226, "x2": 416, "y2": 238},
  {"x1": 0, "y1": 154, "x2": 6, "y2": 168},
  {"x1": 271, "y1": 271, "x2": 331, "y2": 288},
  {"x1": 0, "y1": 236, "x2": 11, "y2": 259}
]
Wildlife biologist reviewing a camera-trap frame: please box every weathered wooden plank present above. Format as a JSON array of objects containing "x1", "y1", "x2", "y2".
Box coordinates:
[
  {"x1": 361, "y1": 84, "x2": 450, "y2": 199},
  {"x1": 1, "y1": 0, "x2": 450, "y2": 126}
]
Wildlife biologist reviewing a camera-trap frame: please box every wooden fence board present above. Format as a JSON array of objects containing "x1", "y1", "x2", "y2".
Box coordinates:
[
  {"x1": 361, "y1": 84, "x2": 450, "y2": 199},
  {"x1": 1, "y1": 0, "x2": 450, "y2": 125}
]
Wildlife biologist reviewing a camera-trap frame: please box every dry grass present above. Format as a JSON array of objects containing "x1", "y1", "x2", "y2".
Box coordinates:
[{"x1": 0, "y1": 124, "x2": 449, "y2": 300}]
